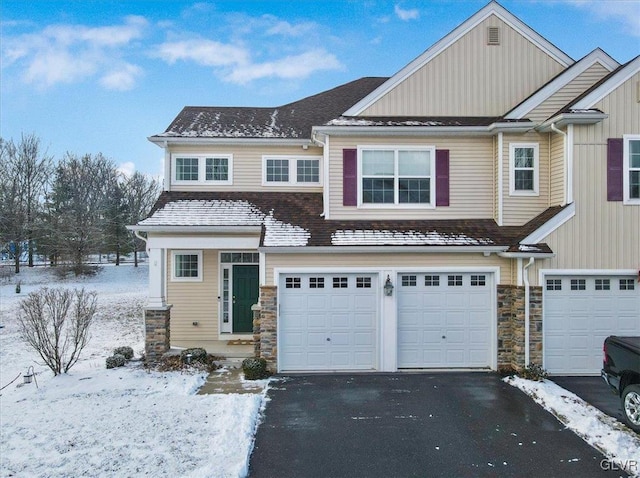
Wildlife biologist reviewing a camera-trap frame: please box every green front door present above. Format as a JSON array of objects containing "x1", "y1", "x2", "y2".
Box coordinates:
[{"x1": 232, "y1": 265, "x2": 259, "y2": 333}]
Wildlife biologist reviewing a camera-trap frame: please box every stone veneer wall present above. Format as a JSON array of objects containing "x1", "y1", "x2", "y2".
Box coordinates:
[
  {"x1": 258, "y1": 286, "x2": 277, "y2": 371},
  {"x1": 144, "y1": 306, "x2": 171, "y2": 363},
  {"x1": 252, "y1": 304, "x2": 262, "y2": 357},
  {"x1": 497, "y1": 285, "x2": 542, "y2": 370}
]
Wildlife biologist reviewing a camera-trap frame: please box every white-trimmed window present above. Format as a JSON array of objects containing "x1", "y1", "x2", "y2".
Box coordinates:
[
  {"x1": 624, "y1": 134, "x2": 640, "y2": 204},
  {"x1": 171, "y1": 250, "x2": 203, "y2": 281},
  {"x1": 172, "y1": 154, "x2": 232, "y2": 185},
  {"x1": 509, "y1": 143, "x2": 539, "y2": 196},
  {"x1": 262, "y1": 156, "x2": 321, "y2": 186},
  {"x1": 358, "y1": 146, "x2": 435, "y2": 207}
]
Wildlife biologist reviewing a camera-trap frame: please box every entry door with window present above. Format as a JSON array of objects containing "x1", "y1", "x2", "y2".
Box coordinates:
[{"x1": 232, "y1": 265, "x2": 259, "y2": 333}]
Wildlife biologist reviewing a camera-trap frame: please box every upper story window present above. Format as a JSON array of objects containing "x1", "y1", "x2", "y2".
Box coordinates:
[
  {"x1": 172, "y1": 154, "x2": 232, "y2": 185},
  {"x1": 262, "y1": 156, "x2": 321, "y2": 186},
  {"x1": 358, "y1": 146, "x2": 435, "y2": 207},
  {"x1": 624, "y1": 135, "x2": 640, "y2": 204},
  {"x1": 509, "y1": 143, "x2": 539, "y2": 196}
]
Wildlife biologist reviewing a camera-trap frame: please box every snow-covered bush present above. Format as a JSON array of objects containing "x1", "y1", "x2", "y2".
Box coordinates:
[
  {"x1": 106, "y1": 353, "x2": 126, "y2": 369},
  {"x1": 18, "y1": 287, "x2": 97, "y2": 375},
  {"x1": 114, "y1": 346, "x2": 134, "y2": 360},
  {"x1": 242, "y1": 357, "x2": 270, "y2": 380}
]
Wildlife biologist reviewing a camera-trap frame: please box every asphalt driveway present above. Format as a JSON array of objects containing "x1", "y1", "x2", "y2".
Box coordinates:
[
  {"x1": 550, "y1": 376, "x2": 625, "y2": 423},
  {"x1": 249, "y1": 373, "x2": 621, "y2": 478}
]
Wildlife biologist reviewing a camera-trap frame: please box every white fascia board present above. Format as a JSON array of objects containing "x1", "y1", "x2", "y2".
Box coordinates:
[
  {"x1": 537, "y1": 112, "x2": 608, "y2": 131},
  {"x1": 259, "y1": 245, "x2": 507, "y2": 254},
  {"x1": 505, "y1": 49, "x2": 619, "y2": 120},
  {"x1": 148, "y1": 235, "x2": 260, "y2": 250},
  {"x1": 540, "y1": 268, "x2": 639, "y2": 277},
  {"x1": 312, "y1": 123, "x2": 532, "y2": 137},
  {"x1": 343, "y1": 2, "x2": 573, "y2": 116},
  {"x1": 520, "y1": 202, "x2": 575, "y2": 244},
  {"x1": 127, "y1": 225, "x2": 262, "y2": 234},
  {"x1": 148, "y1": 136, "x2": 311, "y2": 147},
  {"x1": 571, "y1": 56, "x2": 640, "y2": 109},
  {"x1": 498, "y1": 252, "x2": 555, "y2": 259}
]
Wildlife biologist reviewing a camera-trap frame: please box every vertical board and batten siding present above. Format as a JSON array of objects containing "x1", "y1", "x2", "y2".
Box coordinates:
[
  {"x1": 549, "y1": 133, "x2": 565, "y2": 205},
  {"x1": 167, "y1": 249, "x2": 220, "y2": 343},
  {"x1": 328, "y1": 136, "x2": 494, "y2": 220},
  {"x1": 527, "y1": 63, "x2": 612, "y2": 122},
  {"x1": 530, "y1": 71, "x2": 640, "y2": 285},
  {"x1": 265, "y1": 253, "x2": 512, "y2": 286},
  {"x1": 501, "y1": 132, "x2": 551, "y2": 226},
  {"x1": 167, "y1": 144, "x2": 324, "y2": 192},
  {"x1": 360, "y1": 16, "x2": 565, "y2": 117}
]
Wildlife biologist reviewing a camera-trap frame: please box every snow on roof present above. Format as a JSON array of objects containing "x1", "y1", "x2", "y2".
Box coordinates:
[
  {"x1": 326, "y1": 117, "x2": 448, "y2": 127},
  {"x1": 331, "y1": 229, "x2": 494, "y2": 246},
  {"x1": 263, "y1": 213, "x2": 310, "y2": 247},
  {"x1": 137, "y1": 200, "x2": 265, "y2": 227}
]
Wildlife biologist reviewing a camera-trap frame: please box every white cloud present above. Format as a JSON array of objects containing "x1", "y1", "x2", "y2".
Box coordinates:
[
  {"x1": 117, "y1": 161, "x2": 136, "y2": 178},
  {"x1": 265, "y1": 19, "x2": 317, "y2": 37},
  {"x1": 223, "y1": 49, "x2": 342, "y2": 84},
  {"x1": 394, "y1": 4, "x2": 420, "y2": 21},
  {"x1": 1, "y1": 15, "x2": 147, "y2": 89},
  {"x1": 154, "y1": 39, "x2": 249, "y2": 67},
  {"x1": 100, "y1": 63, "x2": 143, "y2": 91},
  {"x1": 564, "y1": 0, "x2": 640, "y2": 37}
]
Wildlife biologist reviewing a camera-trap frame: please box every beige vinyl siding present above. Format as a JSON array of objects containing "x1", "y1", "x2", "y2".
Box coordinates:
[
  {"x1": 549, "y1": 133, "x2": 565, "y2": 205},
  {"x1": 168, "y1": 144, "x2": 323, "y2": 192},
  {"x1": 527, "y1": 62, "x2": 611, "y2": 122},
  {"x1": 167, "y1": 249, "x2": 220, "y2": 344},
  {"x1": 360, "y1": 15, "x2": 565, "y2": 117},
  {"x1": 502, "y1": 132, "x2": 551, "y2": 226},
  {"x1": 266, "y1": 252, "x2": 513, "y2": 286},
  {"x1": 328, "y1": 135, "x2": 494, "y2": 220},
  {"x1": 530, "y1": 72, "x2": 640, "y2": 284}
]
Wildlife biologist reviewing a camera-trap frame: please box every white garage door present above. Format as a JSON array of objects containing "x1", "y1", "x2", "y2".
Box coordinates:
[
  {"x1": 544, "y1": 275, "x2": 640, "y2": 375},
  {"x1": 279, "y1": 273, "x2": 378, "y2": 371},
  {"x1": 397, "y1": 272, "x2": 493, "y2": 368}
]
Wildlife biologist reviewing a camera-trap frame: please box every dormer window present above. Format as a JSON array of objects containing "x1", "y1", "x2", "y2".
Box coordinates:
[{"x1": 172, "y1": 154, "x2": 233, "y2": 185}]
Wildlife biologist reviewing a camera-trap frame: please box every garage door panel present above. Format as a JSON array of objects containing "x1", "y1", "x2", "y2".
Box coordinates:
[
  {"x1": 398, "y1": 272, "x2": 493, "y2": 369},
  {"x1": 544, "y1": 275, "x2": 640, "y2": 375}
]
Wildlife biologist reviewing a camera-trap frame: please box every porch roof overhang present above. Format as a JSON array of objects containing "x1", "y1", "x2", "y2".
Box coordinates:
[
  {"x1": 536, "y1": 111, "x2": 608, "y2": 132},
  {"x1": 126, "y1": 225, "x2": 262, "y2": 234},
  {"x1": 147, "y1": 136, "x2": 312, "y2": 148}
]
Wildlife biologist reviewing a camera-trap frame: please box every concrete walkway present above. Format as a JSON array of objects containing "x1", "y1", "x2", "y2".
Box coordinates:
[{"x1": 197, "y1": 363, "x2": 268, "y2": 395}]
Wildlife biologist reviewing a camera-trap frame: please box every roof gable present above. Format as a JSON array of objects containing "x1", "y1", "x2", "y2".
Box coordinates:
[
  {"x1": 505, "y1": 49, "x2": 619, "y2": 120},
  {"x1": 343, "y1": 1, "x2": 574, "y2": 117}
]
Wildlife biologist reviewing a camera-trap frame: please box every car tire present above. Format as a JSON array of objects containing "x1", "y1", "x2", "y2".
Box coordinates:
[{"x1": 621, "y1": 384, "x2": 640, "y2": 433}]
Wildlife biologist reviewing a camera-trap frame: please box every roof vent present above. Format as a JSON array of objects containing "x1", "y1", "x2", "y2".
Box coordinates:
[{"x1": 487, "y1": 27, "x2": 500, "y2": 46}]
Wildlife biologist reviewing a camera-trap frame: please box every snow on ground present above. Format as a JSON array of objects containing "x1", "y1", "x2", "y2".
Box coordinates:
[
  {"x1": 0, "y1": 263, "x2": 268, "y2": 478},
  {"x1": 506, "y1": 376, "x2": 640, "y2": 477}
]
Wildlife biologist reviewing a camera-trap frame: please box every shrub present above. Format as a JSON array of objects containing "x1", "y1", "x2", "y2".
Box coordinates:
[
  {"x1": 114, "y1": 346, "x2": 134, "y2": 360},
  {"x1": 518, "y1": 363, "x2": 549, "y2": 381},
  {"x1": 242, "y1": 357, "x2": 270, "y2": 380},
  {"x1": 180, "y1": 348, "x2": 208, "y2": 364},
  {"x1": 18, "y1": 287, "x2": 97, "y2": 375},
  {"x1": 106, "y1": 354, "x2": 126, "y2": 369}
]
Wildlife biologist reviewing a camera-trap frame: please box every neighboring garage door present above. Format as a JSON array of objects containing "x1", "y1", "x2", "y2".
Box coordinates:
[
  {"x1": 544, "y1": 275, "x2": 640, "y2": 375},
  {"x1": 397, "y1": 272, "x2": 493, "y2": 368},
  {"x1": 279, "y1": 273, "x2": 378, "y2": 371}
]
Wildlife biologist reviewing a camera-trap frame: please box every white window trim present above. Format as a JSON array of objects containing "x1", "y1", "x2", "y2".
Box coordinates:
[
  {"x1": 171, "y1": 154, "x2": 233, "y2": 185},
  {"x1": 623, "y1": 134, "x2": 640, "y2": 205},
  {"x1": 356, "y1": 145, "x2": 436, "y2": 208},
  {"x1": 509, "y1": 143, "x2": 539, "y2": 197},
  {"x1": 261, "y1": 155, "x2": 322, "y2": 186},
  {"x1": 171, "y1": 250, "x2": 203, "y2": 282}
]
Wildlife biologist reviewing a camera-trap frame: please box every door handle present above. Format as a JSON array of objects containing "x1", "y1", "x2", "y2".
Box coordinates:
[{"x1": 326, "y1": 337, "x2": 331, "y2": 342}]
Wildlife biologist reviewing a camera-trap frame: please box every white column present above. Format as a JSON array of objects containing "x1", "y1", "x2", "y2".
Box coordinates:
[
  {"x1": 380, "y1": 270, "x2": 398, "y2": 372},
  {"x1": 147, "y1": 247, "x2": 167, "y2": 308}
]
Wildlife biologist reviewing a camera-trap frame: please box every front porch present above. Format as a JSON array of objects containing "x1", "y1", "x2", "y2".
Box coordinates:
[{"x1": 167, "y1": 340, "x2": 254, "y2": 359}]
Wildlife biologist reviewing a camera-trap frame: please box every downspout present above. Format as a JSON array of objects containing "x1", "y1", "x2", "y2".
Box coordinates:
[
  {"x1": 550, "y1": 123, "x2": 567, "y2": 206},
  {"x1": 523, "y1": 257, "x2": 535, "y2": 366},
  {"x1": 312, "y1": 132, "x2": 329, "y2": 218}
]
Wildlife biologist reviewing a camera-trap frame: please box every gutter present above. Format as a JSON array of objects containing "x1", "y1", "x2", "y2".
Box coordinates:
[
  {"x1": 497, "y1": 251, "x2": 554, "y2": 259},
  {"x1": 312, "y1": 122, "x2": 533, "y2": 137},
  {"x1": 523, "y1": 257, "x2": 535, "y2": 366},
  {"x1": 259, "y1": 245, "x2": 507, "y2": 254},
  {"x1": 126, "y1": 225, "x2": 263, "y2": 234},
  {"x1": 537, "y1": 112, "x2": 607, "y2": 132},
  {"x1": 148, "y1": 136, "x2": 313, "y2": 147}
]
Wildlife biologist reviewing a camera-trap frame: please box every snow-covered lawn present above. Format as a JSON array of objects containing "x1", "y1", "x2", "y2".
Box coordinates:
[
  {"x1": 507, "y1": 376, "x2": 640, "y2": 477},
  {"x1": 0, "y1": 264, "x2": 267, "y2": 478}
]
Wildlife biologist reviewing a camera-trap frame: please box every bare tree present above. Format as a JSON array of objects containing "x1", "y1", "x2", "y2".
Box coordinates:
[
  {"x1": 123, "y1": 171, "x2": 161, "y2": 266},
  {"x1": 18, "y1": 287, "x2": 97, "y2": 375}
]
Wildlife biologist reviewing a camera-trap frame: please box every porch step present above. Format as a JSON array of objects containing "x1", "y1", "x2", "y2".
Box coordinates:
[{"x1": 227, "y1": 339, "x2": 254, "y2": 346}]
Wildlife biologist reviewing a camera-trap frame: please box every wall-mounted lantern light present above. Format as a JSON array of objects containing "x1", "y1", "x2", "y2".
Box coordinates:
[{"x1": 384, "y1": 275, "x2": 394, "y2": 296}]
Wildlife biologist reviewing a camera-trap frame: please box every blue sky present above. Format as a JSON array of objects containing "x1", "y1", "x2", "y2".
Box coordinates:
[{"x1": 1, "y1": 1, "x2": 639, "y2": 178}]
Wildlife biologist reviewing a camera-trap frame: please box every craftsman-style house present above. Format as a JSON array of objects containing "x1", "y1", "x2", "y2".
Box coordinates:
[{"x1": 131, "y1": 1, "x2": 640, "y2": 375}]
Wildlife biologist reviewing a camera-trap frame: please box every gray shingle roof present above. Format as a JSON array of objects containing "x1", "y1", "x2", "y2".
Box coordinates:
[{"x1": 152, "y1": 77, "x2": 389, "y2": 140}]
